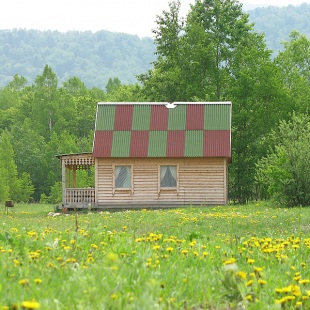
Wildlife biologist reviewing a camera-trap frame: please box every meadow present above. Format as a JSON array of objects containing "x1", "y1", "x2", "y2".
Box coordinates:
[{"x1": 1, "y1": 203, "x2": 310, "y2": 310}]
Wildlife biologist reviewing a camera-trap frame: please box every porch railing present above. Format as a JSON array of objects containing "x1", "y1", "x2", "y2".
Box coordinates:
[{"x1": 65, "y1": 188, "x2": 95, "y2": 203}]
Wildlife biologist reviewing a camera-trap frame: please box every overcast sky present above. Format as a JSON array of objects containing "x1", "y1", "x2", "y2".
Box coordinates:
[{"x1": 1, "y1": 0, "x2": 309, "y2": 38}]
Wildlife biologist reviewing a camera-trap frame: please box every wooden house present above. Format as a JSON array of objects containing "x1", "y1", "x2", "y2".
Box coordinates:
[{"x1": 57, "y1": 102, "x2": 232, "y2": 209}]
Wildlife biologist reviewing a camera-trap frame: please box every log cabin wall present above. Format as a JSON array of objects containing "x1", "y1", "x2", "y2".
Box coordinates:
[{"x1": 95, "y1": 157, "x2": 227, "y2": 207}]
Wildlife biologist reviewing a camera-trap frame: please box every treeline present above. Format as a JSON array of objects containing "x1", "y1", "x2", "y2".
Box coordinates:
[{"x1": 0, "y1": 0, "x2": 310, "y2": 207}]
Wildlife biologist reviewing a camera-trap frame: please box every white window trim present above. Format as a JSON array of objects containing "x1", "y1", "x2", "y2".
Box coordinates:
[
  {"x1": 113, "y1": 164, "x2": 133, "y2": 195},
  {"x1": 158, "y1": 164, "x2": 179, "y2": 195}
]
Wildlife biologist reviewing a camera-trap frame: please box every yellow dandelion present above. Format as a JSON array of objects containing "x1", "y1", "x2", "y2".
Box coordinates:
[
  {"x1": 110, "y1": 293, "x2": 118, "y2": 300},
  {"x1": 258, "y1": 279, "x2": 267, "y2": 285},
  {"x1": 247, "y1": 258, "x2": 255, "y2": 264},
  {"x1": 244, "y1": 295, "x2": 253, "y2": 302},
  {"x1": 223, "y1": 258, "x2": 236, "y2": 265},
  {"x1": 13, "y1": 259, "x2": 20, "y2": 266},
  {"x1": 19, "y1": 279, "x2": 29, "y2": 286},
  {"x1": 21, "y1": 301, "x2": 40, "y2": 309},
  {"x1": 34, "y1": 279, "x2": 42, "y2": 284},
  {"x1": 153, "y1": 245, "x2": 161, "y2": 251},
  {"x1": 70, "y1": 239, "x2": 75, "y2": 244},
  {"x1": 246, "y1": 280, "x2": 254, "y2": 287},
  {"x1": 299, "y1": 279, "x2": 310, "y2": 285},
  {"x1": 166, "y1": 247, "x2": 174, "y2": 253},
  {"x1": 235, "y1": 271, "x2": 247, "y2": 280}
]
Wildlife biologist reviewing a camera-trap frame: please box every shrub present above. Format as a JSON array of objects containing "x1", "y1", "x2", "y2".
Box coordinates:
[{"x1": 256, "y1": 113, "x2": 310, "y2": 207}]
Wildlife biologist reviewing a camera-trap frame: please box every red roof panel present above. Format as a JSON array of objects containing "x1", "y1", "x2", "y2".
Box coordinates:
[
  {"x1": 93, "y1": 130, "x2": 113, "y2": 157},
  {"x1": 167, "y1": 131, "x2": 185, "y2": 157},
  {"x1": 114, "y1": 105, "x2": 134, "y2": 130},
  {"x1": 150, "y1": 105, "x2": 169, "y2": 130},
  {"x1": 203, "y1": 130, "x2": 231, "y2": 157},
  {"x1": 129, "y1": 131, "x2": 149, "y2": 157},
  {"x1": 186, "y1": 104, "x2": 205, "y2": 130}
]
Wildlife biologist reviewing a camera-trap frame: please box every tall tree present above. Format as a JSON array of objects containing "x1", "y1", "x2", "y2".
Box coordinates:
[{"x1": 140, "y1": 0, "x2": 282, "y2": 203}]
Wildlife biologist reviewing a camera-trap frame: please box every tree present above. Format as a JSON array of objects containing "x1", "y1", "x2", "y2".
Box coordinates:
[
  {"x1": 33, "y1": 65, "x2": 60, "y2": 139},
  {"x1": 275, "y1": 31, "x2": 310, "y2": 114},
  {"x1": 256, "y1": 114, "x2": 310, "y2": 207},
  {"x1": 140, "y1": 0, "x2": 283, "y2": 203},
  {"x1": 0, "y1": 132, "x2": 18, "y2": 201},
  {"x1": 106, "y1": 77, "x2": 121, "y2": 94}
]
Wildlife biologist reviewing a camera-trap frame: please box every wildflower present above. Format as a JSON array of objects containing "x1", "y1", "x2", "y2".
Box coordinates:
[
  {"x1": 70, "y1": 239, "x2": 75, "y2": 244},
  {"x1": 244, "y1": 295, "x2": 253, "y2": 302},
  {"x1": 247, "y1": 258, "x2": 255, "y2": 265},
  {"x1": 21, "y1": 301, "x2": 40, "y2": 309},
  {"x1": 223, "y1": 258, "x2": 236, "y2": 265},
  {"x1": 110, "y1": 293, "x2": 118, "y2": 300},
  {"x1": 275, "y1": 296, "x2": 295, "y2": 304},
  {"x1": 34, "y1": 279, "x2": 42, "y2": 284},
  {"x1": 202, "y1": 252, "x2": 208, "y2": 257},
  {"x1": 13, "y1": 259, "x2": 20, "y2": 266},
  {"x1": 299, "y1": 279, "x2": 310, "y2": 285},
  {"x1": 246, "y1": 280, "x2": 254, "y2": 287},
  {"x1": 153, "y1": 245, "x2": 161, "y2": 251},
  {"x1": 258, "y1": 279, "x2": 267, "y2": 285},
  {"x1": 235, "y1": 271, "x2": 247, "y2": 280},
  {"x1": 181, "y1": 249, "x2": 189, "y2": 255},
  {"x1": 19, "y1": 279, "x2": 29, "y2": 286},
  {"x1": 166, "y1": 247, "x2": 174, "y2": 253}
]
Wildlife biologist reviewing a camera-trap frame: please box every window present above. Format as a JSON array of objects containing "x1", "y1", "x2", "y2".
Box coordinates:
[
  {"x1": 160, "y1": 165, "x2": 177, "y2": 188},
  {"x1": 115, "y1": 166, "x2": 131, "y2": 189}
]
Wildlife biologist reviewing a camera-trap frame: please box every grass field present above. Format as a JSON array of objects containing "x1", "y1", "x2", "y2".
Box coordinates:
[{"x1": 1, "y1": 203, "x2": 310, "y2": 309}]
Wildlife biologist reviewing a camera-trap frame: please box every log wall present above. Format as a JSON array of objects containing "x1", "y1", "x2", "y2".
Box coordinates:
[{"x1": 95, "y1": 157, "x2": 228, "y2": 207}]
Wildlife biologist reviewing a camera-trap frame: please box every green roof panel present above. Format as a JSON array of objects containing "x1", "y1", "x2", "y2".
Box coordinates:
[
  {"x1": 168, "y1": 105, "x2": 186, "y2": 130},
  {"x1": 185, "y1": 130, "x2": 203, "y2": 157},
  {"x1": 204, "y1": 104, "x2": 230, "y2": 130},
  {"x1": 96, "y1": 105, "x2": 116, "y2": 130},
  {"x1": 148, "y1": 131, "x2": 167, "y2": 157},
  {"x1": 111, "y1": 131, "x2": 131, "y2": 157},
  {"x1": 132, "y1": 105, "x2": 151, "y2": 130}
]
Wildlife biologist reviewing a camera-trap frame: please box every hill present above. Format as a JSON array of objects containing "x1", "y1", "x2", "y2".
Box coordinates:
[
  {"x1": 0, "y1": 3, "x2": 309, "y2": 88},
  {"x1": 0, "y1": 29, "x2": 156, "y2": 89},
  {"x1": 247, "y1": 3, "x2": 310, "y2": 53}
]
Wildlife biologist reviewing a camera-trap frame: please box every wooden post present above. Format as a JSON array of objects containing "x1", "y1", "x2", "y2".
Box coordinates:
[
  {"x1": 73, "y1": 166, "x2": 77, "y2": 188},
  {"x1": 62, "y1": 159, "x2": 66, "y2": 206}
]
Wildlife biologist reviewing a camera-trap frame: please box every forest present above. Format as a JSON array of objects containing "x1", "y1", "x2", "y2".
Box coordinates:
[{"x1": 0, "y1": 0, "x2": 309, "y2": 207}]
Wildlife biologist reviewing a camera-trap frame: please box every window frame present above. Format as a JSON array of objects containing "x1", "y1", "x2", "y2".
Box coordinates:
[
  {"x1": 113, "y1": 164, "x2": 133, "y2": 194},
  {"x1": 158, "y1": 164, "x2": 179, "y2": 193}
]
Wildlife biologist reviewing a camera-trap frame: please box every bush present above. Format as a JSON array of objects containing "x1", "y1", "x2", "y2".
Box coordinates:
[{"x1": 256, "y1": 113, "x2": 310, "y2": 207}]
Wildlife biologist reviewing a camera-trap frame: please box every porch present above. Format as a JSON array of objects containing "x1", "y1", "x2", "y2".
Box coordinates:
[{"x1": 56, "y1": 153, "x2": 96, "y2": 209}]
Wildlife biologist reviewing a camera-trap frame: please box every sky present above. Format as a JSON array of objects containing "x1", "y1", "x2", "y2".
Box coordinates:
[{"x1": 1, "y1": 0, "x2": 309, "y2": 38}]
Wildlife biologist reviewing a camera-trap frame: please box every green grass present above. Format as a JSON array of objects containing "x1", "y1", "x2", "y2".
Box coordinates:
[{"x1": 1, "y1": 203, "x2": 310, "y2": 309}]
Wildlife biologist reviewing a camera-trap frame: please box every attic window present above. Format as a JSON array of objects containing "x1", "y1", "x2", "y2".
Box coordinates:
[{"x1": 165, "y1": 102, "x2": 177, "y2": 109}]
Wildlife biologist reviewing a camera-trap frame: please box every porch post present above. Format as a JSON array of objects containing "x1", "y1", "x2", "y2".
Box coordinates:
[
  {"x1": 62, "y1": 159, "x2": 66, "y2": 205},
  {"x1": 72, "y1": 166, "x2": 77, "y2": 188}
]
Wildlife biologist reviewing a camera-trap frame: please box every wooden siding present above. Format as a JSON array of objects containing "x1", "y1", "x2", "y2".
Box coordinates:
[{"x1": 95, "y1": 157, "x2": 227, "y2": 207}]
